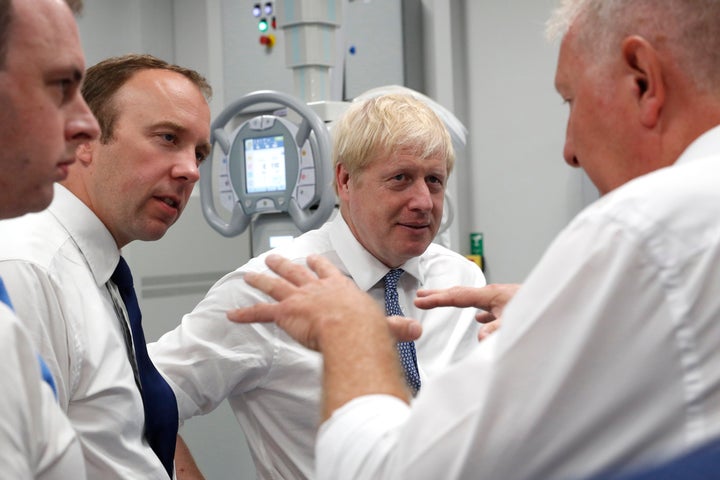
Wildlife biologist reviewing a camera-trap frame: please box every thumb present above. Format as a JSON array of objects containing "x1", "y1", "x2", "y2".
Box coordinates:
[{"x1": 386, "y1": 315, "x2": 422, "y2": 342}]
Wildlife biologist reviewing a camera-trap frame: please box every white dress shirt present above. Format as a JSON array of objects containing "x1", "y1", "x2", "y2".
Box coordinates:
[
  {"x1": 316, "y1": 124, "x2": 720, "y2": 480},
  {"x1": 0, "y1": 185, "x2": 170, "y2": 479},
  {"x1": 149, "y1": 213, "x2": 486, "y2": 479},
  {"x1": 0, "y1": 304, "x2": 86, "y2": 480}
]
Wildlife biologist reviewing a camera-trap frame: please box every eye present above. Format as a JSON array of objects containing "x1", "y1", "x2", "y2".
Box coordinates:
[
  {"x1": 426, "y1": 175, "x2": 445, "y2": 193},
  {"x1": 195, "y1": 150, "x2": 207, "y2": 164},
  {"x1": 427, "y1": 175, "x2": 442, "y2": 184},
  {"x1": 54, "y1": 79, "x2": 75, "y2": 104},
  {"x1": 59, "y1": 79, "x2": 71, "y2": 94},
  {"x1": 392, "y1": 174, "x2": 406, "y2": 181},
  {"x1": 161, "y1": 133, "x2": 178, "y2": 143}
]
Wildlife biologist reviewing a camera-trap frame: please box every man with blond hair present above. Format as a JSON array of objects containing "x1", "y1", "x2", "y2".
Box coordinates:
[{"x1": 151, "y1": 93, "x2": 486, "y2": 479}]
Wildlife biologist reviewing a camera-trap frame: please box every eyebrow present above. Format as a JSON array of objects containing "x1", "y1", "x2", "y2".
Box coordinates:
[
  {"x1": 47, "y1": 66, "x2": 84, "y2": 85},
  {"x1": 147, "y1": 121, "x2": 212, "y2": 158}
]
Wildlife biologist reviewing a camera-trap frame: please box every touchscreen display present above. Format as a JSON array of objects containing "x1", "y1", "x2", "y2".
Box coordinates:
[{"x1": 244, "y1": 135, "x2": 287, "y2": 193}]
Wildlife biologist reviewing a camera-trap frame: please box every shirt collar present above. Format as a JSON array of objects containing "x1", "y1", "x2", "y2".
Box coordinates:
[
  {"x1": 676, "y1": 124, "x2": 720, "y2": 166},
  {"x1": 49, "y1": 184, "x2": 120, "y2": 287},
  {"x1": 327, "y1": 213, "x2": 423, "y2": 292}
]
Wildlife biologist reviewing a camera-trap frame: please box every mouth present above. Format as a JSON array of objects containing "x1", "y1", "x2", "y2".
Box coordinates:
[
  {"x1": 55, "y1": 158, "x2": 75, "y2": 180},
  {"x1": 155, "y1": 195, "x2": 181, "y2": 210},
  {"x1": 398, "y1": 222, "x2": 431, "y2": 230}
]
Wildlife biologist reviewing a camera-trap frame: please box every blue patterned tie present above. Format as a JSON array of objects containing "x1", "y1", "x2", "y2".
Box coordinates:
[
  {"x1": 0, "y1": 276, "x2": 58, "y2": 397},
  {"x1": 383, "y1": 269, "x2": 421, "y2": 394},
  {"x1": 112, "y1": 257, "x2": 177, "y2": 478}
]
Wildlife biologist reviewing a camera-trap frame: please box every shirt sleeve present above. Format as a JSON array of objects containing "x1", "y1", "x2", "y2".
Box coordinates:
[
  {"x1": 0, "y1": 260, "x2": 74, "y2": 409},
  {"x1": 0, "y1": 310, "x2": 86, "y2": 480},
  {"x1": 148, "y1": 269, "x2": 279, "y2": 420},
  {"x1": 316, "y1": 395, "x2": 411, "y2": 480},
  {"x1": 314, "y1": 210, "x2": 697, "y2": 480}
]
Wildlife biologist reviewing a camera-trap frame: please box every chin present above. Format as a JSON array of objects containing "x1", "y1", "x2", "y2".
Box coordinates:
[
  {"x1": 140, "y1": 227, "x2": 171, "y2": 242},
  {"x1": 26, "y1": 195, "x2": 54, "y2": 215},
  {"x1": 398, "y1": 244, "x2": 431, "y2": 262}
]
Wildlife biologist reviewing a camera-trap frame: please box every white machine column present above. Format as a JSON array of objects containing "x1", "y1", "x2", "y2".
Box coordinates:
[{"x1": 279, "y1": 0, "x2": 342, "y2": 102}]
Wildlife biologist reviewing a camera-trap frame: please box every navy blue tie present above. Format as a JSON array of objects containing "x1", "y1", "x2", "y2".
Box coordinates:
[
  {"x1": 383, "y1": 269, "x2": 421, "y2": 394},
  {"x1": 112, "y1": 257, "x2": 177, "y2": 478},
  {"x1": 0, "y1": 276, "x2": 57, "y2": 397}
]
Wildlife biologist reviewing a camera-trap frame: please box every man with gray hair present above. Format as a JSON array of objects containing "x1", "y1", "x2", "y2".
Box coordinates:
[{"x1": 227, "y1": 1, "x2": 720, "y2": 479}]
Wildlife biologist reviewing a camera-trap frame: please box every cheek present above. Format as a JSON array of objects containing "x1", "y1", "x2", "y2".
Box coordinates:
[
  {"x1": 432, "y1": 193, "x2": 444, "y2": 214},
  {"x1": 182, "y1": 184, "x2": 194, "y2": 200}
]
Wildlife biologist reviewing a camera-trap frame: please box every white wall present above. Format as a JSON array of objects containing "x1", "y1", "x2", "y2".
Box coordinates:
[
  {"x1": 77, "y1": 0, "x2": 174, "y2": 66},
  {"x1": 458, "y1": 0, "x2": 594, "y2": 283}
]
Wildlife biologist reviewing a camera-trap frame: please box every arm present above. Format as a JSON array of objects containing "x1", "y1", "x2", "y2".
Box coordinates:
[
  {"x1": 0, "y1": 312, "x2": 86, "y2": 479},
  {"x1": 174, "y1": 435, "x2": 205, "y2": 480},
  {"x1": 229, "y1": 212, "x2": 697, "y2": 480},
  {"x1": 0, "y1": 260, "x2": 73, "y2": 407},
  {"x1": 227, "y1": 254, "x2": 411, "y2": 420}
]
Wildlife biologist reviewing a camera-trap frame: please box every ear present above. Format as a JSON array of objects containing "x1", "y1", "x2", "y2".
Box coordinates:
[
  {"x1": 335, "y1": 163, "x2": 351, "y2": 199},
  {"x1": 75, "y1": 142, "x2": 95, "y2": 166},
  {"x1": 622, "y1": 35, "x2": 665, "y2": 128}
]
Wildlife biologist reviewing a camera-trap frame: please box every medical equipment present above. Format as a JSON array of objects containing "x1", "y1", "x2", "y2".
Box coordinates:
[{"x1": 200, "y1": 90, "x2": 335, "y2": 239}]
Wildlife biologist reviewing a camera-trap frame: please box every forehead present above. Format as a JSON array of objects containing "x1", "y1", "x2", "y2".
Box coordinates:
[
  {"x1": 112, "y1": 69, "x2": 210, "y2": 126},
  {"x1": 554, "y1": 34, "x2": 576, "y2": 92},
  {"x1": 368, "y1": 146, "x2": 448, "y2": 171},
  {"x1": 7, "y1": 0, "x2": 83, "y2": 70}
]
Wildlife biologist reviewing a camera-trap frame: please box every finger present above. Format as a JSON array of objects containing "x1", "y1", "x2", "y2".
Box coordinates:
[
  {"x1": 243, "y1": 271, "x2": 296, "y2": 302},
  {"x1": 386, "y1": 315, "x2": 422, "y2": 342},
  {"x1": 477, "y1": 320, "x2": 500, "y2": 341},
  {"x1": 306, "y1": 254, "x2": 344, "y2": 280},
  {"x1": 414, "y1": 290, "x2": 455, "y2": 309},
  {"x1": 475, "y1": 311, "x2": 496, "y2": 324},
  {"x1": 415, "y1": 286, "x2": 486, "y2": 309},
  {"x1": 227, "y1": 303, "x2": 278, "y2": 324},
  {"x1": 415, "y1": 288, "x2": 442, "y2": 298},
  {"x1": 264, "y1": 254, "x2": 317, "y2": 287}
]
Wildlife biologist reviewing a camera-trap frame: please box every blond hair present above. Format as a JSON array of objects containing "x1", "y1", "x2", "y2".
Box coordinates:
[{"x1": 332, "y1": 93, "x2": 454, "y2": 192}]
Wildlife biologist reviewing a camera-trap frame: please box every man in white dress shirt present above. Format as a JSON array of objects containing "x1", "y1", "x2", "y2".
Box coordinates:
[
  {"x1": 0, "y1": 0, "x2": 99, "y2": 478},
  {"x1": 150, "y1": 93, "x2": 486, "y2": 479},
  {"x1": 0, "y1": 53, "x2": 211, "y2": 479},
  {"x1": 227, "y1": 0, "x2": 720, "y2": 479}
]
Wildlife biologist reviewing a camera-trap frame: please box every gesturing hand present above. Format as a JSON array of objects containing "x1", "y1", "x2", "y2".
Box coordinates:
[
  {"x1": 414, "y1": 283, "x2": 521, "y2": 340},
  {"x1": 227, "y1": 254, "x2": 422, "y2": 351}
]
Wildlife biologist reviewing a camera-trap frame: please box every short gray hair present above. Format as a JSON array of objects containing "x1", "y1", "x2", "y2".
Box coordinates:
[{"x1": 546, "y1": 0, "x2": 720, "y2": 94}]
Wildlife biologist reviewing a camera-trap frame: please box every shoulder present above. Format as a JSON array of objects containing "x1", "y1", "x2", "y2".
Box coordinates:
[
  {"x1": 419, "y1": 243, "x2": 486, "y2": 285},
  {"x1": 570, "y1": 157, "x2": 720, "y2": 260},
  {"x1": 0, "y1": 210, "x2": 67, "y2": 268}
]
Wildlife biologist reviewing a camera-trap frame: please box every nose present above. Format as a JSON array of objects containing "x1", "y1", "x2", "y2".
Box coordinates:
[
  {"x1": 66, "y1": 94, "x2": 100, "y2": 144},
  {"x1": 562, "y1": 136, "x2": 580, "y2": 168},
  {"x1": 172, "y1": 150, "x2": 201, "y2": 184},
  {"x1": 407, "y1": 180, "x2": 434, "y2": 212}
]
